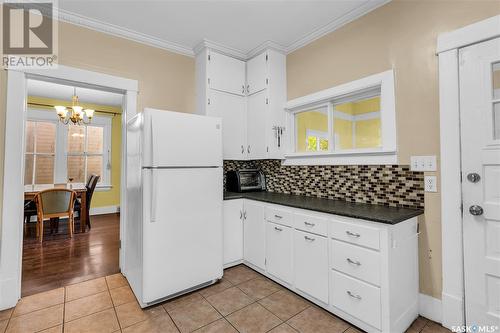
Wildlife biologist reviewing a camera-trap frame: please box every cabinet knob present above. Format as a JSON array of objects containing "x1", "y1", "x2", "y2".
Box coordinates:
[
  {"x1": 304, "y1": 221, "x2": 315, "y2": 227},
  {"x1": 469, "y1": 205, "x2": 484, "y2": 216},
  {"x1": 346, "y1": 231, "x2": 361, "y2": 238},
  {"x1": 346, "y1": 258, "x2": 361, "y2": 266},
  {"x1": 304, "y1": 235, "x2": 315, "y2": 242},
  {"x1": 274, "y1": 226, "x2": 282, "y2": 232},
  {"x1": 242, "y1": 85, "x2": 245, "y2": 94},
  {"x1": 247, "y1": 145, "x2": 250, "y2": 154},
  {"x1": 347, "y1": 291, "x2": 362, "y2": 300},
  {"x1": 241, "y1": 145, "x2": 244, "y2": 154}
]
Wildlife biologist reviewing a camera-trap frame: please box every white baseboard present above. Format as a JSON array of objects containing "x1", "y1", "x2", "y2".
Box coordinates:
[
  {"x1": 419, "y1": 293, "x2": 442, "y2": 323},
  {"x1": 90, "y1": 205, "x2": 120, "y2": 216},
  {"x1": 441, "y1": 292, "x2": 465, "y2": 329}
]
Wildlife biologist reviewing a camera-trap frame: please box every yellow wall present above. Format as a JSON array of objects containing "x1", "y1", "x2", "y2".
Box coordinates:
[
  {"x1": 27, "y1": 96, "x2": 121, "y2": 208},
  {"x1": 296, "y1": 110, "x2": 328, "y2": 151},
  {"x1": 287, "y1": 0, "x2": 500, "y2": 299}
]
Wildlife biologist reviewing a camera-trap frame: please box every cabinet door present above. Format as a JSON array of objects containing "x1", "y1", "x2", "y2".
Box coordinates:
[
  {"x1": 247, "y1": 52, "x2": 267, "y2": 95},
  {"x1": 208, "y1": 90, "x2": 246, "y2": 159},
  {"x1": 223, "y1": 199, "x2": 244, "y2": 266},
  {"x1": 266, "y1": 222, "x2": 293, "y2": 284},
  {"x1": 243, "y1": 200, "x2": 266, "y2": 270},
  {"x1": 294, "y1": 230, "x2": 329, "y2": 303},
  {"x1": 208, "y1": 51, "x2": 246, "y2": 96},
  {"x1": 246, "y1": 90, "x2": 268, "y2": 159}
]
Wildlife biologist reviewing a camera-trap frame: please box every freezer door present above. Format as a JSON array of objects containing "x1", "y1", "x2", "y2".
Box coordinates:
[
  {"x1": 142, "y1": 108, "x2": 222, "y2": 167},
  {"x1": 142, "y1": 167, "x2": 223, "y2": 303}
]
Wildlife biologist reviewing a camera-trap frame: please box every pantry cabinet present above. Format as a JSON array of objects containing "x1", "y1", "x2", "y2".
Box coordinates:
[{"x1": 196, "y1": 48, "x2": 286, "y2": 160}]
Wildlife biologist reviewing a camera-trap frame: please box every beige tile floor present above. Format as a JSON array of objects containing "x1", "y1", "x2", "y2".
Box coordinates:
[{"x1": 0, "y1": 265, "x2": 450, "y2": 333}]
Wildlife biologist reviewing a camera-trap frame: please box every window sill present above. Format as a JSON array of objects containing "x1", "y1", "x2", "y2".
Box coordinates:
[
  {"x1": 283, "y1": 150, "x2": 398, "y2": 166},
  {"x1": 96, "y1": 185, "x2": 112, "y2": 192}
]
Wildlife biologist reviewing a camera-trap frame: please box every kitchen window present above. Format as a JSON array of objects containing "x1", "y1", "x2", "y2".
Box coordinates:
[
  {"x1": 24, "y1": 109, "x2": 112, "y2": 187},
  {"x1": 285, "y1": 70, "x2": 396, "y2": 165}
]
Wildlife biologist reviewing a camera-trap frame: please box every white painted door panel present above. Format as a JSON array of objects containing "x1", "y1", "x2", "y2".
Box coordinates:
[
  {"x1": 266, "y1": 222, "x2": 293, "y2": 284},
  {"x1": 223, "y1": 199, "x2": 244, "y2": 265},
  {"x1": 142, "y1": 168, "x2": 223, "y2": 303},
  {"x1": 247, "y1": 52, "x2": 267, "y2": 95},
  {"x1": 143, "y1": 108, "x2": 222, "y2": 167},
  {"x1": 459, "y1": 38, "x2": 500, "y2": 327},
  {"x1": 208, "y1": 90, "x2": 246, "y2": 159},
  {"x1": 294, "y1": 229, "x2": 329, "y2": 303},
  {"x1": 247, "y1": 90, "x2": 268, "y2": 159},
  {"x1": 243, "y1": 200, "x2": 266, "y2": 270},
  {"x1": 208, "y1": 51, "x2": 246, "y2": 96}
]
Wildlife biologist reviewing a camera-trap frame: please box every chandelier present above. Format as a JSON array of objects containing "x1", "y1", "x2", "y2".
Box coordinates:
[{"x1": 54, "y1": 88, "x2": 94, "y2": 125}]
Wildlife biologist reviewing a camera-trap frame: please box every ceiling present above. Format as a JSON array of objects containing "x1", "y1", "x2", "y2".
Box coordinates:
[
  {"x1": 56, "y1": 0, "x2": 389, "y2": 58},
  {"x1": 27, "y1": 79, "x2": 124, "y2": 107}
]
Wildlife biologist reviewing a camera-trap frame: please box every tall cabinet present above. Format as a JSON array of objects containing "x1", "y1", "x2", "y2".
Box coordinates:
[{"x1": 196, "y1": 48, "x2": 287, "y2": 160}]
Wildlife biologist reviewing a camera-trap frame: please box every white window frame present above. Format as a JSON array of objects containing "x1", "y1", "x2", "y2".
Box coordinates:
[
  {"x1": 26, "y1": 108, "x2": 112, "y2": 189},
  {"x1": 284, "y1": 69, "x2": 397, "y2": 165}
]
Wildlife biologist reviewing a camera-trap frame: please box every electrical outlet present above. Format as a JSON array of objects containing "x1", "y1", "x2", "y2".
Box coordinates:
[
  {"x1": 411, "y1": 155, "x2": 437, "y2": 171},
  {"x1": 425, "y1": 175, "x2": 437, "y2": 192}
]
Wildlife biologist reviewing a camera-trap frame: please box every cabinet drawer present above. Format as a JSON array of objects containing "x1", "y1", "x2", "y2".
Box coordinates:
[
  {"x1": 294, "y1": 212, "x2": 328, "y2": 236},
  {"x1": 331, "y1": 240, "x2": 381, "y2": 286},
  {"x1": 265, "y1": 206, "x2": 293, "y2": 227},
  {"x1": 294, "y1": 230, "x2": 329, "y2": 303},
  {"x1": 330, "y1": 271, "x2": 381, "y2": 330},
  {"x1": 330, "y1": 219, "x2": 380, "y2": 250}
]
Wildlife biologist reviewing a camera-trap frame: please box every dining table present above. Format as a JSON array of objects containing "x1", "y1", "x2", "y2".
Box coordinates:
[{"x1": 24, "y1": 183, "x2": 88, "y2": 233}]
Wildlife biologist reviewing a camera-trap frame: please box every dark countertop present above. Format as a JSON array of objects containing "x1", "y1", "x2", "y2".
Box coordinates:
[{"x1": 224, "y1": 191, "x2": 423, "y2": 225}]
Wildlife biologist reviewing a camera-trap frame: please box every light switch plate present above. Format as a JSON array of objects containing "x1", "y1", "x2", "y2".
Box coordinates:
[
  {"x1": 411, "y1": 155, "x2": 437, "y2": 171},
  {"x1": 424, "y1": 176, "x2": 437, "y2": 192}
]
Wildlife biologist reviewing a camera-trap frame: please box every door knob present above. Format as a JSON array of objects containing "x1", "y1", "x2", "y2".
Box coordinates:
[
  {"x1": 467, "y1": 173, "x2": 481, "y2": 183},
  {"x1": 469, "y1": 205, "x2": 484, "y2": 216}
]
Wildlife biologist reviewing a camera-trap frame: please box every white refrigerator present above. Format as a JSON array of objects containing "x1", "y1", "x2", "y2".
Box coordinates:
[{"x1": 125, "y1": 108, "x2": 223, "y2": 307}]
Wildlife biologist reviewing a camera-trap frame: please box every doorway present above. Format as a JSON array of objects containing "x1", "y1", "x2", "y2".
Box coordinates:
[
  {"x1": 0, "y1": 66, "x2": 138, "y2": 310},
  {"x1": 21, "y1": 78, "x2": 124, "y2": 296},
  {"x1": 459, "y1": 38, "x2": 500, "y2": 328}
]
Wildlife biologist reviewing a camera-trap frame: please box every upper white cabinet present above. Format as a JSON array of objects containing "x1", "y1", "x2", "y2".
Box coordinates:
[
  {"x1": 208, "y1": 51, "x2": 246, "y2": 96},
  {"x1": 196, "y1": 48, "x2": 287, "y2": 160},
  {"x1": 246, "y1": 52, "x2": 268, "y2": 95}
]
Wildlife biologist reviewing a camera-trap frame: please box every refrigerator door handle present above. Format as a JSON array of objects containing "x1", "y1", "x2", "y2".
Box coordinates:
[
  {"x1": 150, "y1": 169, "x2": 157, "y2": 222},
  {"x1": 150, "y1": 116, "x2": 156, "y2": 167}
]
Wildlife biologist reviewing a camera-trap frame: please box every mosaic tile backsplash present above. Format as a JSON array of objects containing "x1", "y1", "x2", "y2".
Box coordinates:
[{"x1": 224, "y1": 160, "x2": 424, "y2": 209}]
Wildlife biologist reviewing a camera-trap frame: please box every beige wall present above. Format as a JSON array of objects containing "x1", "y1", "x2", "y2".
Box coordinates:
[
  {"x1": 0, "y1": 20, "x2": 195, "y2": 242},
  {"x1": 287, "y1": 0, "x2": 500, "y2": 298}
]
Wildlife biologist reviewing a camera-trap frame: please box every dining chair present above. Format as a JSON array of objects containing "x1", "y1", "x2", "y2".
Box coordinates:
[
  {"x1": 23, "y1": 200, "x2": 37, "y2": 236},
  {"x1": 34, "y1": 188, "x2": 76, "y2": 243},
  {"x1": 74, "y1": 174, "x2": 100, "y2": 230}
]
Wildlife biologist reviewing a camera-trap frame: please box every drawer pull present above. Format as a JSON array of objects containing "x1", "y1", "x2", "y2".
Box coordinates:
[
  {"x1": 274, "y1": 215, "x2": 283, "y2": 219},
  {"x1": 304, "y1": 221, "x2": 315, "y2": 227},
  {"x1": 346, "y1": 231, "x2": 361, "y2": 238},
  {"x1": 304, "y1": 235, "x2": 315, "y2": 242},
  {"x1": 347, "y1": 290, "x2": 362, "y2": 300},
  {"x1": 274, "y1": 226, "x2": 283, "y2": 232},
  {"x1": 346, "y1": 258, "x2": 361, "y2": 266}
]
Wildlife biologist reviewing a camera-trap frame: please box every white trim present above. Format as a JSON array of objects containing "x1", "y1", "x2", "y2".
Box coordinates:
[
  {"x1": 193, "y1": 39, "x2": 248, "y2": 61},
  {"x1": 90, "y1": 205, "x2": 120, "y2": 216},
  {"x1": 285, "y1": 0, "x2": 391, "y2": 54},
  {"x1": 437, "y1": 15, "x2": 500, "y2": 54},
  {"x1": 0, "y1": 65, "x2": 138, "y2": 310},
  {"x1": 419, "y1": 293, "x2": 442, "y2": 324},
  {"x1": 282, "y1": 151, "x2": 397, "y2": 166}
]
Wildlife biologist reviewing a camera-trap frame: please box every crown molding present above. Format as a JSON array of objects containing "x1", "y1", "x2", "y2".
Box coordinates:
[
  {"x1": 247, "y1": 40, "x2": 287, "y2": 59},
  {"x1": 54, "y1": 7, "x2": 195, "y2": 57},
  {"x1": 285, "y1": 0, "x2": 391, "y2": 54},
  {"x1": 193, "y1": 39, "x2": 248, "y2": 60}
]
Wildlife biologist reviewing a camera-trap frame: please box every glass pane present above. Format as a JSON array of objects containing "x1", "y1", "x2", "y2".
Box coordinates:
[
  {"x1": 334, "y1": 95, "x2": 382, "y2": 150},
  {"x1": 493, "y1": 62, "x2": 500, "y2": 99},
  {"x1": 67, "y1": 156, "x2": 85, "y2": 183},
  {"x1": 24, "y1": 154, "x2": 34, "y2": 185},
  {"x1": 494, "y1": 102, "x2": 500, "y2": 140},
  {"x1": 34, "y1": 155, "x2": 54, "y2": 184},
  {"x1": 35, "y1": 122, "x2": 56, "y2": 153},
  {"x1": 25, "y1": 121, "x2": 35, "y2": 153},
  {"x1": 87, "y1": 126, "x2": 103, "y2": 154},
  {"x1": 295, "y1": 107, "x2": 329, "y2": 152},
  {"x1": 68, "y1": 126, "x2": 85, "y2": 153},
  {"x1": 87, "y1": 156, "x2": 102, "y2": 181}
]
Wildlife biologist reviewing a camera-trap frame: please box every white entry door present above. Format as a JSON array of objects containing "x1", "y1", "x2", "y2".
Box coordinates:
[{"x1": 459, "y1": 38, "x2": 500, "y2": 327}]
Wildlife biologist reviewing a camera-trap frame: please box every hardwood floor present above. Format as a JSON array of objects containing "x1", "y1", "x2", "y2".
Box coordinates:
[{"x1": 22, "y1": 213, "x2": 120, "y2": 297}]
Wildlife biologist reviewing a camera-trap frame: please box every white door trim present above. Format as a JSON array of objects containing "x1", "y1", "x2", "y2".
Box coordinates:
[
  {"x1": 0, "y1": 64, "x2": 138, "y2": 310},
  {"x1": 438, "y1": 14, "x2": 500, "y2": 329}
]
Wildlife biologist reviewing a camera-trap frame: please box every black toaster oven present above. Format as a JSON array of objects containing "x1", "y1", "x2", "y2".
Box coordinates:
[{"x1": 226, "y1": 169, "x2": 266, "y2": 192}]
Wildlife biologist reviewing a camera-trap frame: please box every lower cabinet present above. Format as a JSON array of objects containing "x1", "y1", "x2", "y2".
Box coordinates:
[
  {"x1": 243, "y1": 200, "x2": 266, "y2": 270},
  {"x1": 223, "y1": 199, "x2": 244, "y2": 266},
  {"x1": 293, "y1": 229, "x2": 329, "y2": 303},
  {"x1": 266, "y1": 222, "x2": 293, "y2": 284}
]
